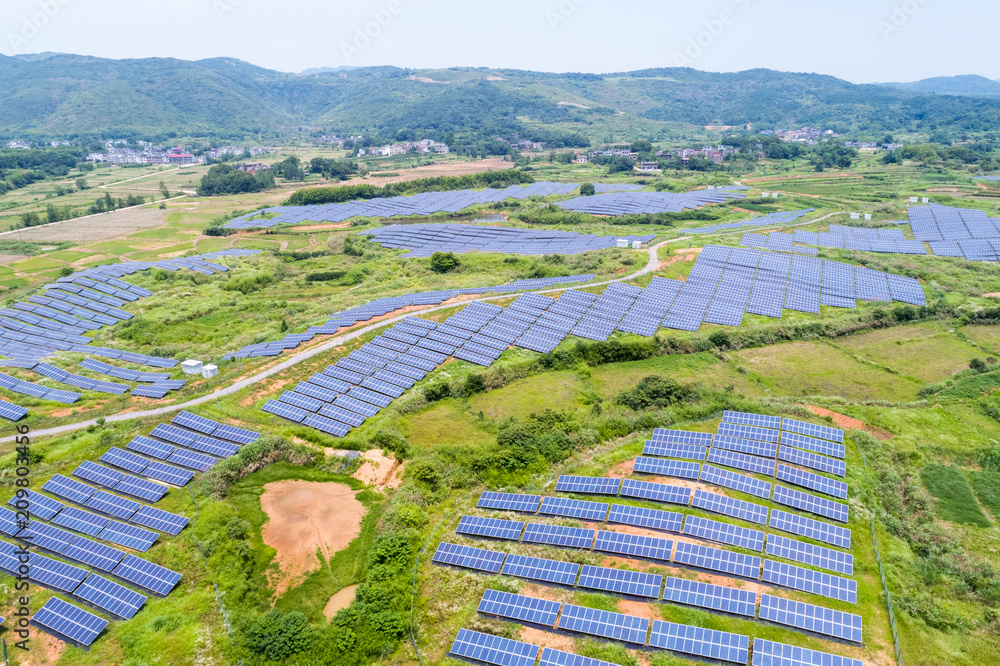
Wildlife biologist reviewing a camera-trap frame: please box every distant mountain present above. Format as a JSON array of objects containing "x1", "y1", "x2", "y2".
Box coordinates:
[
  {"x1": 882, "y1": 74, "x2": 1000, "y2": 96},
  {"x1": 3, "y1": 54, "x2": 1000, "y2": 140},
  {"x1": 298, "y1": 66, "x2": 361, "y2": 76}
]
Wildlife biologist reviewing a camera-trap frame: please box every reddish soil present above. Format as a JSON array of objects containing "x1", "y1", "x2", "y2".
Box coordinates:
[
  {"x1": 323, "y1": 584, "x2": 359, "y2": 620},
  {"x1": 260, "y1": 480, "x2": 366, "y2": 597},
  {"x1": 801, "y1": 405, "x2": 893, "y2": 439},
  {"x1": 352, "y1": 449, "x2": 404, "y2": 489}
]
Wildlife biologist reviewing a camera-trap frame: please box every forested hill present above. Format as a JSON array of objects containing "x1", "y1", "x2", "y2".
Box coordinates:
[{"x1": 3, "y1": 53, "x2": 1000, "y2": 140}]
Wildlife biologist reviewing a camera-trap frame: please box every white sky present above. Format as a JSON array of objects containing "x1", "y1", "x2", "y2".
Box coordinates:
[{"x1": 1, "y1": 0, "x2": 995, "y2": 83}]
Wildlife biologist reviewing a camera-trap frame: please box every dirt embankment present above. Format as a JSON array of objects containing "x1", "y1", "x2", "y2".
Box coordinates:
[
  {"x1": 801, "y1": 404, "x2": 893, "y2": 439},
  {"x1": 352, "y1": 449, "x2": 404, "y2": 489},
  {"x1": 260, "y1": 480, "x2": 366, "y2": 597}
]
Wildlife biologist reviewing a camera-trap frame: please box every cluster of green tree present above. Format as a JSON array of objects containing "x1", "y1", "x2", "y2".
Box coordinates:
[
  {"x1": 0, "y1": 169, "x2": 46, "y2": 195},
  {"x1": 883, "y1": 142, "x2": 999, "y2": 169},
  {"x1": 429, "y1": 251, "x2": 460, "y2": 273},
  {"x1": 286, "y1": 169, "x2": 533, "y2": 206},
  {"x1": 510, "y1": 203, "x2": 715, "y2": 227},
  {"x1": 304, "y1": 270, "x2": 347, "y2": 283},
  {"x1": 809, "y1": 143, "x2": 859, "y2": 171},
  {"x1": 614, "y1": 375, "x2": 696, "y2": 410},
  {"x1": 309, "y1": 157, "x2": 358, "y2": 180},
  {"x1": 18, "y1": 203, "x2": 83, "y2": 229},
  {"x1": 272, "y1": 156, "x2": 305, "y2": 181},
  {"x1": 198, "y1": 163, "x2": 276, "y2": 196},
  {"x1": 223, "y1": 270, "x2": 278, "y2": 295},
  {"x1": 89, "y1": 192, "x2": 146, "y2": 214},
  {"x1": 0, "y1": 147, "x2": 86, "y2": 172}
]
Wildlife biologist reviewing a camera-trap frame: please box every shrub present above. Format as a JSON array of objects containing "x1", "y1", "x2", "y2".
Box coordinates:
[
  {"x1": 424, "y1": 382, "x2": 451, "y2": 402},
  {"x1": 429, "y1": 251, "x2": 460, "y2": 273},
  {"x1": 614, "y1": 375, "x2": 694, "y2": 410},
  {"x1": 223, "y1": 271, "x2": 277, "y2": 295},
  {"x1": 243, "y1": 609, "x2": 311, "y2": 660},
  {"x1": 580, "y1": 183, "x2": 596, "y2": 196},
  {"x1": 305, "y1": 270, "x2": 347, "y2": 283}
]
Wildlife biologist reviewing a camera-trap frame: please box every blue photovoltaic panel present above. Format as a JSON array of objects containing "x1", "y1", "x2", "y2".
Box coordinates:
[
  {"x1": 674, "y1": 540, "x2": 761, "y2": 578},
  {"x1": 456, "y1": 515, "x2": 524, "y2": 541},
  {"x1": 593, "y1": 530, "x2": 673, "y2": 562},
  {"x1": 17, "y1": 520, "x2": 76, "y2": 554},
  {"x1": 707, "y1": 448, "x2": 775, "y2": 476},
  {"x1": 0, "y1": 507, "x2": 22, "y2": 538},
  {"x1": 126, "y1": 435, "x2": 174, "y2": 460},
  {"x1": 691, "y1": 489, "x2": 769, "y2": 525},
  {"x1": 765, "y1": 534, "x2": 853, "y2": 575},
  {"x1": 539, "y1": 648, "x2": 620, "y2": 666},
  {"x1": 476, "y1": 492, "x2": 541, "y2": 513},
  {"x1": 782, "y1": 418, "x2": 844, "y2": 443},
  {"x1": 51, "y1": 506, "x2": 109, "y2": 537},
  {"x1": 477, "y1": 589, "x2": 560, "y2": 628},
  {"x1": 661, "y1": 577, "x2": 756, "y2": 617},
  {"x1": 712, "y1": 434, "x2": 778, "y2": 458},
  {"x1": 699, "y1": 464, "x2": 772, "y2": 499},
  {"x1": 28, "y1": 554, "x2": 89, "y2": 592},
  {"x1": 607, "y1": 504, "x2": 683, "y2": 533},
  {"x1": 74, "y1": 573, "x2": 148, "y2": 620},
  {"x1": 538, "y1": 496, "x2": 609, "y2": 521},
  {"x1": 166, "y1": 448, "x2": 216, "y2": 472},
  {"x1": 448, "y1": 628, "x2": 539, "y2": 666},
  {"x1": 558, "y1": 604, "x2": 649, "y2": 645},
  {"x1": 633, "y1": 456, "x2": 700, "y2": 480},
  {"x1": 142, "y1": 460, "x2": 194, "y2": 487},
  {"x1": 780, "y1": 431, "x2": 846, "y2": 459},
  {"x1": 717, "y1": 422, "x2": 780, "y2": 443},
  {"x1": 84, "y1": 490, "x2": 141, "y2": 521},
  {"x1": 501, "y1": 553, "x2": 580, "y2": 585},
  {"x1": 521, "y1": 523, "x2": 595, "y2": 549},
  {"x1": 773, "y1": 485, "x2": 849, "y2": 523},
  {"x1": 762, "y1": 559, "x2": 857, "y2": 603},
  {"x1": 619, "y1": 478, "x2": 691, "y2": 506},
  {"x1": 683, "y1": 515, "x2": 765, "y2": 552},
  {"x1": 61, "y1": 535, "x2": 126, "y2": 572},
  {"x1": 432, "y1": 542, "x2": 506, "y2": 573},
  {"x1": 649, "y1": 620, "x2": 749, "y2": 664},
  {"x1": 778, "y1": 446, "x2": 847, "y2": 477},
  {"x1": 262, "y1": 399, "x2": 308, "y2": 423},
  {"x1": 776, "y1": 464, "x2": 848, "y2": 499},
  {"x1": 555, "y1": 476, "x2": 621, "y2": 495},
  {"x1": 112, "y1": 554, "x2": 182, "y2": 595},
  {"x1": 650, "y1": 428, "x2": 714, "y2": 446},
  {"x1": 150, "y1": 424, "x2": 196, "y2": 447},
  {"x1": 578, "y1": 564, "x2": 662, "y2": 598},
  {"x1": 72, "y1": 460, "x2": 124, "y2": 489},
  {"x1": 132, "y1": 505, "x2": 189, "y2": 535},
  {"x1": 769, "y1": 510, "x2": 851, "y2": 549},
  {"x1": 7, "y1": 489, "x2": 63, "y2": 520},
  {"x1": 99, "y1": 447, "x2": 149, "y2": 475},
  {"x1": 43, "y1": 474, "x2": 96, "y2": 505},
  {"x1": 722, "y1": 411, "x2": 781, "y2": 430},
  {"x1": 113, "y1": 475, "x2": 168, "y2": 502},
  {"x1": 97, "y1": 521, "x2": 158, "y2": 552},
  {"x1": 31, "y1": 597, "x2": 108, "y2": 647},
  {"x1": 759, "y1": 594, "x2": 863, "y2": 643},
  {"x1": 752, "y1": 638, "x2": 863, "y2": 666},
  {"x1": 642, "y1": 441, "x2": 707, "y2": 461},
  {"x1": 172, "y1": 411, "x2": 217, "y2": 434}
]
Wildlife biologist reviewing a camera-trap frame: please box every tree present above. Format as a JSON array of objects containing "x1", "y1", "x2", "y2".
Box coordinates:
[
  {"x1": 243, "y1": 609, "x2": 311, "y2": 661},
  {"x1": 429, "y1": 251, "x2": 460, "y2": 273},
  {"x1": 20, "y1": 212, "x2": 41, "y2": 228},
  {"x1": 75, "y1": 178, "x2": 88, "y2": 191},
  {"x1": 46, "y1": 204, "x2": 59, "y2": 225},
  {"x1": 631, "y1": 140, "x2": 653, "y2": 153},
  {"x1": 159, "y1": 181, "x2": 170, "y2": 199},
  {"x1": 580, "y1": 183, "x2": 596, "y2": 196}
]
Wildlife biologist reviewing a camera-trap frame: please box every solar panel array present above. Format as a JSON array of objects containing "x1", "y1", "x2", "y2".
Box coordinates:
[
  {"x1": 790, "y1": 225, "x2": 927, "y2": 255},
  {"x1": 678, "y1": 209, "x2": 811, "y2": 234},
  {"x1": 908, "y1": 204, "x2": 1000, "y2": 261},
  {"x1": 559, "y1": 185, "x2": 747, "y2": 216},
  {"x1": 741, "y1": 231, "x2": 820, "y2": 256}
]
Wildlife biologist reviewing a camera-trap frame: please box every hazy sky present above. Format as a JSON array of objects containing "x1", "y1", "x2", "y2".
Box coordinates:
[{"x1": 2, "y1": 0, "x2": 996, "y2": 82}]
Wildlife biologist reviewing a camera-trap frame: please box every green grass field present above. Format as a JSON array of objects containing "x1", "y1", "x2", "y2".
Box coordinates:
[{"x1": 921, "y1": 464, "x2": 992, "y2": 527}]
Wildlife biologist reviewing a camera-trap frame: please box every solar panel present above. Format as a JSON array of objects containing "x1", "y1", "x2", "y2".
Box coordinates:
[
  {"x1": 212, "y1": 423, "x2": 260, "y2": 445},
  {"x1": 661, "y1": 576, "x2": 756, "y2": 617},
  {"x1": 765, "y1": 534, "x2": 853, "y2": 575},
  {"x1": 682, "y1": 514, "x2": 763, "y2": 555},
  {"x1": 716, "y1": 422, "x2": 780, "y2": 443},
  {"x1": 61, "y1": 535, "x2": 126, "y2": 572},
  {"x1": 166, "y1": 448, "x2": 216, "y2": 472},
  {"x1": 112, "y1": 553, "x2": 182, "y2": 595},
  {"x1": 776, "y1": 464, "x2": 848, "y2": 499},
  {"x1": 761, "y1": 559, "x2": 857, "y2": 603},
  {"x1": 780, "y1": 431, "x2": 846, "y2": 459},
  {"x1": 72, "y1": 460, "x2": 124, "y2": 489},
  {"x1": 538, "y1": 648, "x2": 620, "y2": 666},
  {"x1": 431, "y1": 542, "x2": 506, "y2": 573},
  {"x1": 262, "y1": 399, "x2": 308, "y2": 423},
  {"x1": 632, "y1": 456, "x2": 700, "y2": 480},
  {"x1": 501, "y1": 553, "x2": 580, "y2": 585},
  {"x1": 619, "y1": 478, "x2": 691, "y2": 506},
  {"x1": 712, "y1": 434, "x2": 778, "y2": 458},
  {"x1": 649, "y1": 620, "x2": 749, "y2": 664},
  {"x1": 773, "y1": 485, "x2": 849, "y2": 523},
  {"x1": 17, "y1": 520, "x2": 76, "y2": 554},
  {"x1": 43, "y1": 474, "x2": 96, "y2": 505},
  {"x1": 131, "y1": 505, "x2": 188, "y2": 535},
  {"x1": 782, "y1": 418, "x2": 844, "y2": 443},
  {"x1": 74, "y1": 573, "x2": 148, "y2": 620},
  {"x1": 607, "y1": 503, "x2": 683, "y2": 533},
  {"x1": 51, "y1": 505, "x2": 109, "y2": 537},
  {"x1": 642, "y1": 441, "x2": 708, "y2": 461},
  {"x1": 7, "y1": 489, "x2": 63, "y2": 520},
  {"x1": 28, "y1": 554, "x2": 89, "y2": 592},
  {"x1": 692, "y1": 489, "x2": 769, "y2": 525},
  {"x1": 448, "y1": 628, "x2": 539, "y2": 666},
  {"x1": 557, "y1": 604, "x2": 649, "y2": 645},
  {"x1": 521, "y1": 523, "x2": 595, "y2": 549},
  {"x1": 476, "y1": 492, "x2": 541, "y2": 513},
  {"x1": 97, "y1": 520, "x2": 158, "y2": 551},
  {"x1": 456, "y1": 515, "x2": 524, "y2": 541},
  {"x1": 113, "y1": 474, "x2": 169, "y2": 502},
  {"x1": 142, "y1": 460, "x2": 194, "y2": 487},
  {"x1": 31, "y1": 597, "x2": 108, "y2": 647},
  {"x1": 752, "y1": 638, "x2": 863, "y2": 666},
  {"x1": 778, "y1": 446, "x2": 846, "y2": 477},
  {"x1": 707, "y1": 448, "x2": 776, "y2": 475},
  {"x1": 538, "y1": 496, "x2": 609, "y2": 521},
  {"x1": 674, "y1": 540, "x2": 761, "y2": 578},
  {"x1": 769, "y1": 509, "x2": 851, "y2": 549},
  {"x1": 722, "y1": 410, "x2": 782, "y2": 429},
  {"x1": 699, "y1": 464, "x2": 772, "y2": 499},
  {"x1": 555, "y1": 476, "x2": 621, "y2": 495},
  {"x1": 477, "y1": 589, "x2": 560, "y2": 627},
  {"x1": 172, "y1": 411, "x2": 218, "y2": 434},
  {"x1": 577, "y1": 564, "x2": 662, "y2": 598},
  {"x1": 84, "y1": 490, "x2": 141, "y2": 520},
  {"x1": 759, "y1": 593, "x2": 863, "y2": 642},
  {"x1": 593, "y1": 530, "x2": 673, "y2": 563}
]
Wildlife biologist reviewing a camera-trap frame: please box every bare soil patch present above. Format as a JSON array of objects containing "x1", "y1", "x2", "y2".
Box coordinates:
[
  {"x1": 352, "y1": 450, "x2": 403, "y2": 489},
  {"x1": 260, "y1": 480, "x2": 366, "y2": 597},
  {"x1": 801, "y1": 404, "x2": 893, "y2": 439},
  {"x1": 0, "y1": 253, "x2": 30, "y2": 265},
  {"x1": 6, "y1": 207, "x2": 166, "y2": 242},
  {"x1": 323, "y1": 584, "x2": 359, "y2": 620},
  {"x1": 520, "y1": 626, "x2": 575, "y2": 652}
]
